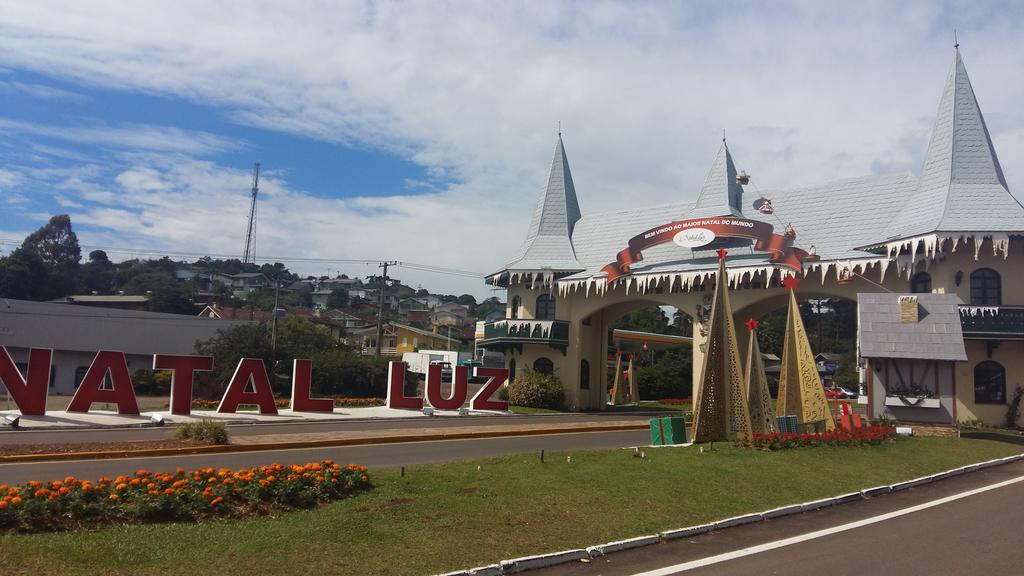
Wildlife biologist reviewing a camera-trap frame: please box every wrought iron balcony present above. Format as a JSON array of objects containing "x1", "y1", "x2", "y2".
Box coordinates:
[
  {"x1": 479, "y1": 319, "x2": 570, "y2": 352},
  {"x1": 959, "y1": 305, "x2": 1024, "y2": 339}
]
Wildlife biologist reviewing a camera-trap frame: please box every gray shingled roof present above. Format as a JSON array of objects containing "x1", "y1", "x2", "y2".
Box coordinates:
[
  {"x1": 498, "y1": 49, "x2": 1022, "y2": 282},
  {"x1": 688, "y1": 142, "x2": 744, "y2": 219},
  {"x1": 877, "y1": 49, "x2": 1024, "y2": 242},
  {"x1": 564, "y1": 172, "x2": 916, "y2": 280},
  {"x1": 857, "y1": 293, "x2": 967, "y2": 361},
  {"x1": 496, "y1": 136, "x2": 583, "y2": 274}
]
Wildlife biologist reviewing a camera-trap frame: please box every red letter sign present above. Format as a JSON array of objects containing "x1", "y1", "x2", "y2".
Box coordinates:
[
  {"x1": 470, "y1": 367, "x2": 509, "y2": 411},
  {"x1": 0, "y1": 346, "x2": 52, "y2": 416},
  {"x1": 67, "y1": 350, "x2": 140, "y2": 415},
  {"x1": 425, "y1": 364, "x2": 468, "y2": 410},
  {"x1": 217, "y1": 358, "x2": 278, "y2": 414},
  {"x1": 385, "y1": 361, "x2": 422, "y2": 410},
  {"x1": 289, "y1": 359, "x2": 333, "y2": 412},
  {"x1": 153, "y1": 354, "x2": 214, "y2": 416}
]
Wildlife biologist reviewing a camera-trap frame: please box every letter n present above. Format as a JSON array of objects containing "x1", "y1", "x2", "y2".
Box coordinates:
[
  {"x1": 0, "y1": 346, "x2": 52, "y2": 416},
  {"x1": 67, "y1": 350, "x2": 140, "y2": 415},
  {"x1": 217, "y1": 358, "x2": 278, "y2": 414}
]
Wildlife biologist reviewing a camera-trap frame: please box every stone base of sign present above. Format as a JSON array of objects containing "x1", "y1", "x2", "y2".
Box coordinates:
[{"x1": 0, "y1": 407, "x2": 511, "y2": 429}]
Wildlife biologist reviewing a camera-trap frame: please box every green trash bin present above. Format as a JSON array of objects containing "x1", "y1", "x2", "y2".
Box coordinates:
[{"x1": 650, "y1": 416, "x2": 687, "y2": 445}]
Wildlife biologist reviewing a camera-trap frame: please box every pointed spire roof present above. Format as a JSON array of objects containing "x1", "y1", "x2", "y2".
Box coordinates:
[
  {"x1": 880, "y1": 48, "x2": 1024, "y2": 241},
  {"x1": 495, "y1": 135, "x2": 583, "y2": 275},
  {"x1": 687, "y1": 141, "x2": 745, "y2": 219}
]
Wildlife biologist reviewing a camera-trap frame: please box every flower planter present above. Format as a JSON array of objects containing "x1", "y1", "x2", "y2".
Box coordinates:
[{"x1": 884, "y1": 396, "x2": 941, "y2": 409}]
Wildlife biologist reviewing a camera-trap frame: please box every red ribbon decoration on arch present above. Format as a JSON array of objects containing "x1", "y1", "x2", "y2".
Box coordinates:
[{"x1": 600, "y1": 216, "x2": 807, "y2": 282}]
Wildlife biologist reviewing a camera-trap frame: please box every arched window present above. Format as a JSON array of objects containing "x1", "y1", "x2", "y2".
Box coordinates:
[
  {"x1": 970, "y1": 268, "x2": 1001, "y2": 306},
  {"x1": 974, "y1": 361, "x2": 1006, "y2": 404},
  {"x1": 510, "y1": 296, "x2": 521, "y2": 319},
  {"x1": 533, "y1": 357, "x2": 554, "y2": 375},
  {"x1": 508, "y1": 358, "x2": 516, "y2": 384},
  {"x1": 580, "y1": 360, "x2": 590, "y2": 390},
  {"x1": 536, "y1": 294, "x2": 556, "y2": 320},
  {"x1": 910, "y1": 272, "x2": 931, "y2": 294}
]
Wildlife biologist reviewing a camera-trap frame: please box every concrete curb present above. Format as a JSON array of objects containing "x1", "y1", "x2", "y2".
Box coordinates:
[
  {"x1": 500, "y1": 550, "x2": 589, "y2": 573},
  {"x1": 435, "y1": 451, "x2": 1024, "y2": 575},
  {"x1": 0, "y1": 423, "x2": 648, "y2": 463},
  {"x1": 587, "y1": 535, "x2": 661, "y2": 556}
]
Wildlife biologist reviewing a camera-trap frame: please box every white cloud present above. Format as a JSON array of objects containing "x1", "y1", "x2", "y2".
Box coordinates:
[
  {"x1": 0, "y1": 168, "x2": 23, "y2": 188},
  {"x1": 0, "y1": 79, "x2": 86, "y2": 101},
  {"x1": 1, "y1": 1, "x2": 1024, "y2": 296},
  {"x1": 0, "y1": 118, "x2": 240, "y2": 155}
]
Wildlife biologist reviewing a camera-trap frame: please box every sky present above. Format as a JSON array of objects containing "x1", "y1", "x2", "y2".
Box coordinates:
[{"x1": 1, "y1": 1, "x2": 1023, "y2": 299}]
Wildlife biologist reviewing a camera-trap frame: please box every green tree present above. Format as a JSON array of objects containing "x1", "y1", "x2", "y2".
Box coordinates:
[
  {"x1": 79, "y1": 249, "x2": 116, "y2": 294},
  {"x1": 326, "y1": 288, "x2": 349, "y2": 309},
  {"x1": 9, "y1": 214, "x2": 82, "y2": 299},
  {"x1": 614, "y1": 307, "x2": 670, "y2": 334},
  {"x1": 123, "y1": 271, "x2": 194, "y2": 314},
  {"x1": 636, "y1": 347, "x2": 693, "y2": 400},
  {"x1": 0, "y1": 248, "x2": 47, "y2": 299}
]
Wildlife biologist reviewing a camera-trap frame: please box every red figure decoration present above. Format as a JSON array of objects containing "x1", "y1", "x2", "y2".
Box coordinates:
[
  {"x1": 745, "y1": 318, "x2": 760, "y2": 331},
  {"x1": 716, "y1": 248, "x2": 728, "y2": 261},
  {"x1": 782, "y1": 275, "x2": 801, "y2": 291}
]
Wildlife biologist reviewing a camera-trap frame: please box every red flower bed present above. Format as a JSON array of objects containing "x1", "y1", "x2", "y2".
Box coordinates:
[
  {"x1": 0, "y1": 460, "x2": 370, "y2": 533},
  {"x1": 737, "y1": 426, "x2": 897, "y2": 450},
  {"x1": 658, "y1": 398, "x2": 692, "y2": 405}
]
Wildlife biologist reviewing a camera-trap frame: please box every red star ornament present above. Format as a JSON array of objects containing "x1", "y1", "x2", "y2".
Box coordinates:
[
  {"x1": 745, "y1": 318, "x2": 759, "y2": 331},
  {"x1": 782, "y1": 275, "x2": 801, "y2": 291},
  {"x1": 716, "y1": 248, "x2": 728, "y2": 261}
]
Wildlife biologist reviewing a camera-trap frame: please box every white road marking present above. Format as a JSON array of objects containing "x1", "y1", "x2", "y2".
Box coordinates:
[{"x1": 630, "y1": 473, "x2": 1024, "y2": 576}]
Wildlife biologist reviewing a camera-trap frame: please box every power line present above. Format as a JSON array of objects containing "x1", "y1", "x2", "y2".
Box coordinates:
[{"x1": 0, "y1": 237, "x2": 487, "y2": 278}]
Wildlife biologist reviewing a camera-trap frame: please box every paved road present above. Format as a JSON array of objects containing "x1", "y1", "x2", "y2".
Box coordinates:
[
  {"x1": 532, "y1": 459, "x2": 1024, "y2": 576},
  {"x1": 0, "y1": 413, "x2": 654, "y2": 444},
  {"x1": 0, "y1": 429, "x2": 650, "y2": 484}
]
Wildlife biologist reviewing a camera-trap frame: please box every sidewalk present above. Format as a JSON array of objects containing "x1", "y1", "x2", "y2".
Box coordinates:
[{"x1": 0, "y1": 417, "x2": 650, "y2": 463}]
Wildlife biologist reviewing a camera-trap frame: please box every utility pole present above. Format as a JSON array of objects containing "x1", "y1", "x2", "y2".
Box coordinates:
[
  {"x1": 242, "y1": 162, "x2": 260, "y2": 264},
  {"x1": 271, "y1": 277, "x2": 281, "y2": 376},
  {"x1": 375, "y1": 261, "x2": 399, "y2": 358}
]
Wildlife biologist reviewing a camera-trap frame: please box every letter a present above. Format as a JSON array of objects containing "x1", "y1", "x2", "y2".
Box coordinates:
[
  {"x1": 217, "y1": 358, "x2": 278, "y2": 414},
  {"x1": 67, "y1": 350, "x2": 140, "y2": 415},
  {"x1": 0, "y1": 346, "x2": 52, "y2": 416}
]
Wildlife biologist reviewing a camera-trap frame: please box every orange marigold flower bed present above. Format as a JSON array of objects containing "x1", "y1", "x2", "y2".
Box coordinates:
[{"x1": 0, "y1": 460, "x2": 371, "y2": 533}]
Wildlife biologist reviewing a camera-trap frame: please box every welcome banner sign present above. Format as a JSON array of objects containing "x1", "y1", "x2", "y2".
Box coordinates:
[{"x1": 601, "y1": 217, "x2": 807, "y2": 282}]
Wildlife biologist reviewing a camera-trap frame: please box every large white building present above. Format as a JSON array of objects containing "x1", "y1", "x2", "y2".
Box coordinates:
[{"x1": 481, "y1": 47, "x2": 1024, "y2": 427}]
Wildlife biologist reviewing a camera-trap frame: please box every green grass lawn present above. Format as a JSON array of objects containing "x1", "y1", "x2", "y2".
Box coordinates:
[{"x1": 1, "y1": 438, "x2": 1020, "y2": 576}]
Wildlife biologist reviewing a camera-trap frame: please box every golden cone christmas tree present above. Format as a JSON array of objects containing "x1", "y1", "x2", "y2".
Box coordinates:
[
  {"x1": 744, "y1": 319, "x2": 776, "y2": 435},
  {"x1": 692, "y1": 250, "x2": 752, "y2": 442},
  {"x1": 775, "y1": 277, "x2": 835, "y2": 431}
]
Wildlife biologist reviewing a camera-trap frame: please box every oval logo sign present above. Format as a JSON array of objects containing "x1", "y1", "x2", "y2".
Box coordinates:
[{"x1": 673, "y1": 227, "x2": 716, "y2": 248}]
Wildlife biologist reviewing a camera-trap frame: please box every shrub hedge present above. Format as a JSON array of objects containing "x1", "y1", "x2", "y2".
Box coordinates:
[{"x1": 507, "y1": 370, "x2": 565, "y2": 410}]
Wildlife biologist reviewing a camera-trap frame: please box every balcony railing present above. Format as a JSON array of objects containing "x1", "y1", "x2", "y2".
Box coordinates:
[
  {"x1": 959, "y1": 305, "x2": 1024, "y2": 339},
  {"x1": 479, "y1": 319, "x2": 570, "y2": 350}
]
